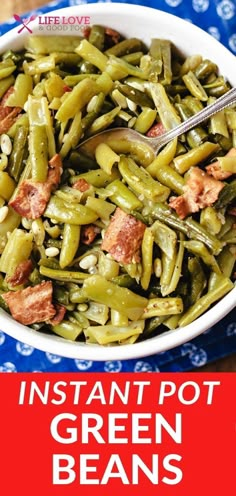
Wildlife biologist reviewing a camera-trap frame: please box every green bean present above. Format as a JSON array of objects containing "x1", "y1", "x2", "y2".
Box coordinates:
[
  {"x1": 160, "y1": 251, "x2": 177, "y2": 296},
  {"x1": 141, "y1": 228, "x2": 154, "y2": 290},
  {"x1": 59, "y1": 224, "x2": 81, "y2": 269},
  {"x1": 122, "y1": 52, "x2": 143, "y2": 65},
  {"x1": 44, "y1": 196, "x2": 98, "y2": 225},
  {"x1": 183, "y1": 240, "x2": 221, "y2": 274},
  {"x1": 5, "y1": 74, "x2": 33, "y2": 108},
  {"x1": 52, "y1": 320, "x2": 82, "y2": 341},
  {"x1": 7, "y1": 114, "x2": 29, "y2": 139},
  {"x1": 146, "y1": 141, "x2": 184, "y2": 195},
  {"x1": 106, "y1": 54, "x2": 148, "y2": 80},
  {"x1": 178, "y1": 274, "x2": 234, "y2": 327},
  {"x1": 105, "y1": 179, "x2": 143, "y2": 212},
  {"x1": 188, "y1": 257, "x2": 207, "y2": 305},
  {"x1": 56, "y1": 78, "x2": 98, "y2": 122},
  {"x1": 70, "y1": 168, "x2": 120, "y2": 188},
  {"x1": 118, "y1": 83, "x2": 154, "y2": 108},
  {"x1": 146, "y1": 201, "x2": 223, "y2": 254},
  {"x1": 0, "y1": 207, "x2": 20, "y2": 254},
  {"x1": 45, "y1": 73, "x2": 64, "y2": 102},
  {"x1": 0, "y1": 75, "x2": 15, "y2": 99},
  {"x1": 39, "y1": 265, "x2": 90, "y2": 283},
  {"x1": 164, "y1": 315, "x2": 181, "y2": 330},
  {"x1": 162, "y1": 233, "x2": 185, "y2": 296},
  {"x1": 151, "y1": 220, "x2": 177, "y2": 259},
  {"x1": 68, "y1": 151, "x2": 97, "y2": 171},
  {"x1": 27, "y1": 96, "x2": 56, "y2": 158},
  {"x1": 200, "y1": 206, "x2": 222, "y2": 235},
  {"x1": 144, "y1": 316, "x2": 166, "y2": 334},
  {"x1": 82, "y1": 301, "x2": 109, "y2": 325},
  {"x1": 118, "y1": 156, "x2": 170, "y2": 202},
  {"x1": 111, "y1": 309, "x2": 129, "y2": 326},
  {"x1": 107, "y1": 139, "x2": 154, "y2": 167},
  {"x1": 0, "y1": 172, "x2": 16, "y2": 201},
  {"x1": 86, "y1": 196, "x2": 116, "y2": 220},
  {"x1": 0, "y1": 228, "x2": 33, "y2": 277},
  {"x1": 217, "y1": 245, "x2": 236, "y2": 278},
  {"x1": 98, "y1": 252, "x2": 119, "y2": 280},
  {"x1": 87, "y1": 106, "x2": 120, "y2": 135},
  {"x1": 183, "y1": 71, "x2": 208, "y2": 101},
  {"x1": 149, "y1": 39, "x2": 172, "y2": 85},
  {"x1": 194, "y1": 59, "x2": 218, "y2": 80},
  {"x1": 76, "y1": 39, "x2": 108, "y2": 71},
  {"x1": 82, "y1": 274, "x2": 147, "y2": 320},
  {"x1": 149, "y1": 82, "x2": 181, "y2": 129},
  {"x1": 29, "y1": 125, "x2": 48, "y2": 182},
  {"x1": 95, "y1": 143, "x2": 120, "y2": 174},
  {"x1": 0, "y1": 59, "x2": 16, "y2": 80},
  {"x1": 134, "y1": 108, "x2": 157, "y2": 134},
  {"x1": 84, "y1": 322, "x2": 143, "y2": 345},
  {"x1": 89, "y1": 25, "x2": 105, "y2": 51},
  {"x1": 8, "y1": 126, "x2": 29, "y2": 182},
  {"x1": 214, "y1": 180, "x2": 236, "y2": 209},
  {"x1": 142, "y1": 297, "x2": 183, "y2": 318},
  {"x1": 173, "y1": 141, "x2": 220, "y2": 174},
  {"x1": 208, "y1": 97, "x2": 229, "y2": 137},
  {"x1": 25, "y1": 36, "x2": 83, "y2": 54},
  {"x1": 105, "y1": 38, "x2": 144, "y2": 56},
  {"x1": 180, "y1": 54, "x2": 202, "y2": 76},
  {"x1": 110, "y1": 274, "x2": 134, "y2": 287},
  {"x1": 60, "y1": 110, "x2": 82, "y2": 159},
  {"x1": 63, "y1": 74, "x2": 99, "y2": 87},
  {"x1": 175, "y1": 102, "x2": 208, "y2": 147},
  {"x1": 23, "y1": 55, "x2": 56, "y2": 75}
]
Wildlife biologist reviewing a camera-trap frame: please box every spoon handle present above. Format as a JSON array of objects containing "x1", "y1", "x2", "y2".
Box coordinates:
[{"x1": 152, "y1": 87, "x2": 236, "y2": 152}]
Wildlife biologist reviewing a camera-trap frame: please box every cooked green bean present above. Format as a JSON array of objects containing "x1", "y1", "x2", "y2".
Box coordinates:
[
  {"x1": 179, "y1": 274, "x2": 234, "y2": 327},
  {"x1": 44, "y1": 196, "x2": 98, "y2": 225},
  {"x1": 8, "y1": 126, "x2": 29, "y2": 182},
  {"x1": 118, "y1": 156, "x2": 170, "y2": 202},
  {"x1": 59, "y1": 224, "x2": 81, "y2": 269}
]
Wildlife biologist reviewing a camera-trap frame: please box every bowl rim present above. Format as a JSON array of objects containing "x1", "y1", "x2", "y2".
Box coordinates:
[{"x1": 0, "y1": 2, "x2": 236, "y2": 361}]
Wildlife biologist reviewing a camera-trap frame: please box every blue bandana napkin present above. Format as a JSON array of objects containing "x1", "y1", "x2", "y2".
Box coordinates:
[{"x1": 0, "y1": 0, "x2": 236, "y2": 372}]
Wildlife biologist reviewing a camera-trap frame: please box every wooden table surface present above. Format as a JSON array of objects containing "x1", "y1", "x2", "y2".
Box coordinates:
[{"x1": 0, "y1": 0, "x2": 236, "y2": 371}]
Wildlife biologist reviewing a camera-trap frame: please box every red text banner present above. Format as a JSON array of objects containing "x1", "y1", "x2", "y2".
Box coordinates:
[{"x1": 0, "y1": 373, "x2": 235, "y2": 495}]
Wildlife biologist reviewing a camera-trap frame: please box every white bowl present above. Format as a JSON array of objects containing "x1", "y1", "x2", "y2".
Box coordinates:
[{"x1": 0, "y1": 3, "x2": 236, "y2": 360}]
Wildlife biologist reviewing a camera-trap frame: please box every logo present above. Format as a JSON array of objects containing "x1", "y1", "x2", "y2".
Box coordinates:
[
  {"x1": 13, "y1": 14, "x2": 91, "y2": 34},
  {"x1": 13, "y1": 14, "x2": 37, "y2": 34}
]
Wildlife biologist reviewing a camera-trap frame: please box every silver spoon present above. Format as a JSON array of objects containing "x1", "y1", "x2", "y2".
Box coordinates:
[{"x1": 78, "y1": 86, "x2": 236, "y2": 159}]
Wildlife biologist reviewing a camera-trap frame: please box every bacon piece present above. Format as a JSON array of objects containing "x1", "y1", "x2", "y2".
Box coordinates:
[
  {"x1": 206, "y1": 148, "x2": 236, "y2": 180},
  {"x1": 0, "y1": 86, "x2": 14, "y2": 107},
  {"x1": 82, "y1": 26, "x2": 91, "y2": 39},
  {"x1": 63, "y1": 85, "x2": 72, "y2": 93},
  {"x1": 228, "y1": 207, "x2": 236, "y2": 216},
  {"x1": 169, "y1": 167, "x2": 224, "y2": 219},
  {"x1": 146, "y1": 122, "x2": 165, "y2": 137},
  {"x1": 48, "y1": 153, "x2": 63, "y2": 188},
  {"x1": 0, "y1": 107, "x2": 21, "y2": 134},
  {"x1": 9, "y1": 180, "x2": 52, "y2": 219},
  {"x1": 2, "y1": 281, "x2": 56, "y2": 325},
  {"x1": 105, "y1": 27, "x2": 121, "y2": 45},
  {"x1": 6, "y1": 260, "x2": 33, "y2": 287},
  {"x1": 81, "y1": 224, "x2": 100, "y2": 245},
  {"x1": 101, "y1": 207, "x2": 146, "y2": 263},
  {"x1": 72, "y1": 178, "x2": 90, "y2": 192},
  {"x1": 49, "y1": 304, "x2": 66, "y2": 326},
  {"x1": 9, "y1": 154, "x2": 62, "y2": 219},
  {"x1": 0, "y1": 87, "x2": 22, "y2": 132}
]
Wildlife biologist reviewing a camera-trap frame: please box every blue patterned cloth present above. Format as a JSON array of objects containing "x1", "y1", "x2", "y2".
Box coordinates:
[{"x1": 0, "y1": 0, "x2": 236, "y2": 372}]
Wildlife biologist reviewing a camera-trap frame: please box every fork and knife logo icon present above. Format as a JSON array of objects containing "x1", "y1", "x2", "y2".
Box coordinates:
[{"x1": 13, "y1": 14, "x2": 37, "y2": 34}]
